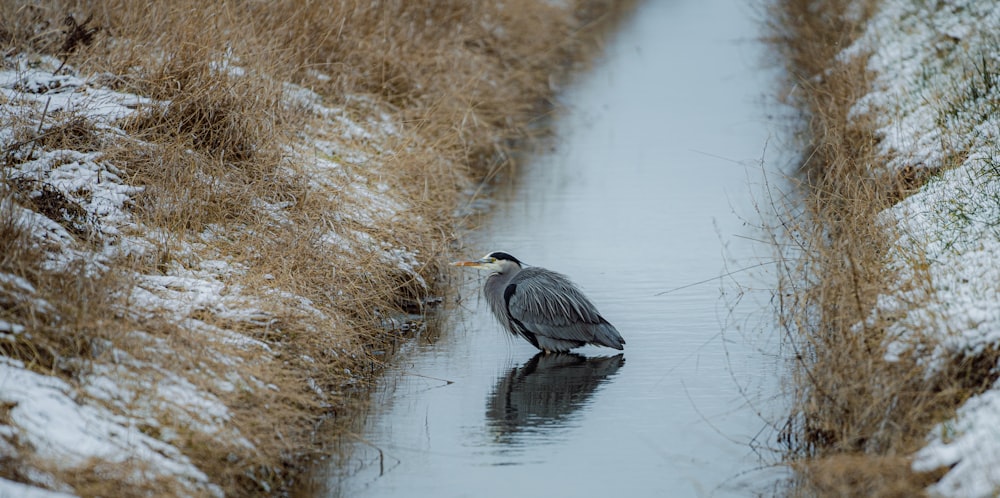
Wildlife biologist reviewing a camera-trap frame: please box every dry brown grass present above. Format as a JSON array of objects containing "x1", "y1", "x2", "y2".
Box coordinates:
[
  {"x1": 791, "y1": 454, "x2": 946, "y2": 498},
  {"x1": 766, "y1": 0, "x2": 1000, "y2": 495},
  {"x1": 1, "y1": 0, "x2": 629, "y2": 496}
]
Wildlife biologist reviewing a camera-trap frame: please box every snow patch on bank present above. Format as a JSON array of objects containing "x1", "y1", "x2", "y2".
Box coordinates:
[
  {"x1": 0, "y1": 55, "x2": 423, "y2": 496},
  {"x1": 842, "y1": 0, "x2": 1000, "y2": 495}
]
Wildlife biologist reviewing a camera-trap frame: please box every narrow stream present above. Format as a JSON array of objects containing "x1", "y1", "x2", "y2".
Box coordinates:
[{"x1": 320, "y1": 1, "x2": 790, "y2": 496}]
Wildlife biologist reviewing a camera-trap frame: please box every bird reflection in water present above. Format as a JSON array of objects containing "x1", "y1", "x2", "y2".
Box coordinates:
[{"x1": 485, "y1": 352, "x2": 624, "y2": 445}]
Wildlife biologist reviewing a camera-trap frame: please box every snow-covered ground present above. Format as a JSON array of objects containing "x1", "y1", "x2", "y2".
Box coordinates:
[
  {"x1": 0, "y1": 54, "x2": 425, "y2": 496},
  {"x1": 840, "y1": 0, "x2": 1000, "y2": 496}
]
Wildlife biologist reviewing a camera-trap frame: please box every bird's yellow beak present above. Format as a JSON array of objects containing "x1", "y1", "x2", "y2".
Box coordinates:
[{"x1": 451, "y1": 257, "x2": 493, "y2": 268}]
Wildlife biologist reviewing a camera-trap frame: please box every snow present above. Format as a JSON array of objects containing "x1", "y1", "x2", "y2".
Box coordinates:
[
  {"x1": 0, "y1": 358, "x2": 222, "y2": 496},
  {"x1": 1, "y1": 54, "x2": 153, "y2": 125},
  {"x1": 12, "y1": 150, "x2": 142, "y2": 237},
  {"x1": 0, "y1": 477, "x2": 75, "y2": 498},
  {"x1": 913, "y1": 384, "x2": 1000, "y2": 496},
  {"x1": 839, "y1": 0, "x2": 1000, "y2": 495},
  {"x1": 0, "y1": 54, "x2": 426, "y2": 495}
]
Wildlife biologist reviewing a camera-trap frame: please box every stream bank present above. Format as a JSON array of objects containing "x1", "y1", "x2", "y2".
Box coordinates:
[
  {"x1": 769, "y1": 0, "x2": 1000, "y2": 495},
  {"x1": 0, "y1": 1, "x2": 631, "y2": 495}
]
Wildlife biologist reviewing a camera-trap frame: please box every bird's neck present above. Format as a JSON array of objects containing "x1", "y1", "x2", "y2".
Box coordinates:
[{"x1": 487, "y1": 269, "x2": 516, "y2": 286}]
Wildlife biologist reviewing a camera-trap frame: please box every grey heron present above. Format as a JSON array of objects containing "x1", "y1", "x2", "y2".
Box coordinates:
[{"x1": 452, "y1": 251, "x2": 626, "y2": 353}]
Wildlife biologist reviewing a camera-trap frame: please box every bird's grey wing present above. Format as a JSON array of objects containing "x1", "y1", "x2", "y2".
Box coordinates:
[{"x1": 506, "y1": 268, "x2": 624, "y2": 349}]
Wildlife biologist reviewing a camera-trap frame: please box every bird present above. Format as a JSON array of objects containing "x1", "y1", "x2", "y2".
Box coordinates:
[{"x1": 452, "y1": 251, "x2": 625, "y2": 353}]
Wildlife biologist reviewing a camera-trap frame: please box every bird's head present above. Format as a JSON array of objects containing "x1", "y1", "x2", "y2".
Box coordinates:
[{"x1": 451, "y1": 251, "x2": 523, "y2": 273}]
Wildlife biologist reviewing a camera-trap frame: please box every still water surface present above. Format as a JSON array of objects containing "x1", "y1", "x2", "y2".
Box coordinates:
[{"x1": 323, "y1": 1, "x2": 790, "y2": 496}]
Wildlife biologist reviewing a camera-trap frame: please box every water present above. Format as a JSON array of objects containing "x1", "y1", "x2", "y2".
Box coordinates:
[{"x1": 320, "y1": 1, "x2": 790, "y2": 496}]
